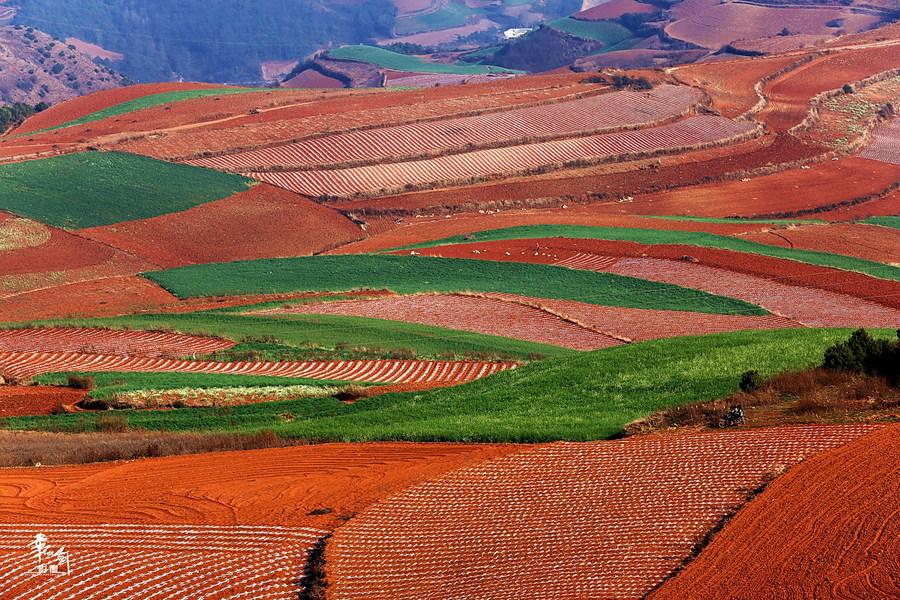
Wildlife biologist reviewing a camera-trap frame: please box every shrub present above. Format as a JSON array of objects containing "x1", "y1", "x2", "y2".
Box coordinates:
[
  {"x1": 739, "y1": 370, "x2": 763, "y2": 393},
  {"x1": 67, "y1": 374, "x2": 95, "y2": 390},
  {"x1": 823, "y1": 329, "x2": 899, "y2": 386}
]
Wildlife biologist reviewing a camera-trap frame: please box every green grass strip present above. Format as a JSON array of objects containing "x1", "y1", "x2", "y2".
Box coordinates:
[
  {"x1": 864, "y1": 216, "x2": 900, "y2": 230},
  {"x1": 328, "y1": 45, "x2": 522, "y2": 75},
  {"x1": 391, "y1": 225, "x2": 900, "y2": 281},
  {"x1": 143, "y1": 255, "x2": 766, "y2": 315},
  {"x1": 9, "y1": 329, "x2": 882, "y2": 441},
  {"x1": 0, "y1": 151, "x2": 252, "y2": 229},
  {"x1": 34, "y1": 371, "x2": 361, "y2": 402},
  {"x1": 21, "y1": 88, "x2": 259, "y2": 135},
  {"x1": 548, "y1": 17, "x2": 633, "y2": 44}
]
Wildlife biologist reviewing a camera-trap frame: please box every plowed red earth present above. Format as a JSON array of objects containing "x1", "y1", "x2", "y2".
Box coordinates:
[
  {"x1": 0, "y1": 276, "x2": 177, "y2": 323},
  {"x1": 0, "y1": 328, "x2": 233, "y2": 357},
  {"x1": 251, "y1": 116, "x2": 756, "y2": 197},
  {"x1": 743, "y1": 223, "x2": 900, "y2": 264},
  {"x1": 860, "y1": 117, "x2": 900, "y2": 166},
  {"x1": 0, "y1": 386, "x2": 85, "y2": 417},
  {"x1": 283, "y1": 69, "x2": 345, "y2": 89},
  {"x1": 652, "y1": 425, "x2": 899, "y2": 600},
  {"x1": 186, "y1": 85, "x2": 701, "y2": 170},
  {"x1": 11, "y1": 82, "x2": 223, "y2": 135},
  {"x1": 633, "y1": 158, "x2": 900, "y2": 218},
  {"x1": 264, "y1": 293, "x2": 622, "y2": 350},
  {"x1": 79, "y1": 184, "x2": 363, "y2": 268},
  {"x1": 0, "y1": 352, "x2": 516, "y2": 384},
  {"x1": 0, "y1": 524, "x2": 325, "y2": 600},
  {"x1": 333, "y1": 134, "x2": 824, "y2": 216},
  {"x1": 674, "y1": 53, "x2": 804, "y2": 117},
  {"x1": 326, "y1": 425, "x2": 876, "y2": 599},
  {"x1": 116, "y1": 73, "x2": 597, "y2": 160},
  {"x1": 760, "y1": 45, "x2": 900, "y2": 131},
  {"x1": 404, "y1": 238, "x2": 900, "y2": 311},
  {"x1": 0, "y1": 443, "x2": 521, "y2": 597},
  {"x1": 482, "y1": 292, "x2": 798, "y2": 341},
  {"x1": 813, "y1": 188, "x2": 900, "y2": 220},
  {"x1": 0, "y1": 220, "x2": 156, "y2": 298}
]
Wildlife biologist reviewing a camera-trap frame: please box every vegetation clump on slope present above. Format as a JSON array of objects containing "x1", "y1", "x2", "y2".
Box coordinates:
[
  {"x1": 5, "y1": 329, "x2": 882, "y2": 441},
  {"x1": 143, "y1": 255, "x2": 766, "y2": 315},
  {"x1": 0, "y1": 151, "x2": 252, "y2": 228}
]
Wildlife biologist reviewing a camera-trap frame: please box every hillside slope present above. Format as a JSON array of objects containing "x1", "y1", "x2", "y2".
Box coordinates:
[{"x1": 0, "y1": 25, "x2": 123, "y2": 104}]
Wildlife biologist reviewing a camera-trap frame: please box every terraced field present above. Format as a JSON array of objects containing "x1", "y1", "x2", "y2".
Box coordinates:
[
  {"x1": 187, "y1": 85, "x2": 701, "y2": 170},
  {"x1": 0, "y1": 524, "x2": 326, "y2": 599},
  {"x1": 144, "y1": 254, "x2": 766, "y2": 315},
  {"x1": 861, "y1": 117, "x2": 900, "y2": 166},
  {"x1": 252, "y1": 116, "x2": 756, "y2": 197},
  {"x1": 653, "y1": 425, "x2": 900, "y2": 599},
  {"x1": 0, "y1": 327, "x2": 234, "y2": 357},
  {"x1": 0, "y1": 352, "x2": 516, "y2": 385},
  {"x1": 328, "y1": 425, "x2": 876, "y2": 599}
]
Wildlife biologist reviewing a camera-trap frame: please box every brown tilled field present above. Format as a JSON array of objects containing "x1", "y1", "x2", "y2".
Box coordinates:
[
  {"x1": 78, "y1": 184, "x2": 363, "y2": 268},
  {"x1": 326, "y1": 426, "x2": 876, "y2": 599},
  {"x1": 652, "y1": 425, "x2": 899, "y2": 600}
]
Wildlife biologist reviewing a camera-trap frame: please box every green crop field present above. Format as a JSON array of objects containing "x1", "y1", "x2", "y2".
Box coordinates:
[
  {"x1": 646, "y1": 216, "x2": 827, "y2": 225},
  {"x1": 548, "y1": 17, "x2": 633, "y2": 44},
  {"x1": 24, "y1": 308, "x2": 574, "y2": 361},
  {"x1": 34, "y1": 372, "x2": 362, "y2": 402},
  {"x1": 143, "y1": 255, "x2": 766, "y2": 315},
  {"x1": 0, "y1": 151, "x2": 252, "y2": 229},
  {"x1": 394, "y1": 3, "x2": 476, "y2": 35},
  {"x1": 392, "y1": 225, "x2": 900, "y2": 281},
  {"x1": 8, "y1": 329, "x2": 880, "y2": 441},
  {"x1": 21, "y1": 88, "x2": 260, "y2": 135},
  {"x1": 864, "y1": 216, "x2": 900, "y2": 230},
  {"x1": 328, "y1": 45, "x2": 521, "y2": 74}
]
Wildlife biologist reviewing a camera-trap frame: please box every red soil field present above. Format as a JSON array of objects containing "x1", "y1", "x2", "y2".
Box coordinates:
[
  {"x1": 187, "y1": 85, "x2": 701, "y2": 170},
  {"x1": 384, "y1": 72, "x2": 512, "y2": 88},
  {"x1": 116, "y1": 72, "x2": 598, "y2": 160},
  {"x1": 576, "y1": 0, "x2": 656, "y2": 20},
  {"x1": 760, "y1": 44, "x2": 900, "y2": 131},
  {"x1": 0, "y1": 218, "x2": 156, "y2": 298},
  {"x1": 79, "y1": 184, "x2": 363, "y2": 268},
  {"x1": 482, "y1": 292, "x2": 799, "y2": 341},
  {"x1": 0, "y1": 276, "x2": 178, "y2": 323},
  {"x1": 11, "y1": 82, "x2": 223, "y2": 135},
  {"x1": 0, "y1": 386, "x2": 85, "y2": 417},
  {"x1": 0, "y1": 328, "x2": 233, "y2": 357},
  {"x1": 665, "y1": 1, "x2": 878, "y2": 50},
  {"x1": 632, "y1": 157, "x2": 900, "y2": 218},
  {"x1": 0, "y1": 352, "x2": 517, "y2": 384},
  {"x1": 743, "y1": 223, "x2": 900, "y2": 264},
  {"x1": 283, "y1": 68, "x2": 345, "y2": 89},
  {"x1": 0, "y1": 523, "x2": 326, "y2": 599},
  {"x1": 652, "y1": 425, "x2": 899, "y2": 600},
  {"x1": 265, "y1": 293, "x2": 622, "y2": 350},
  {"x1": 333, "y1": 134, "x2": 825, "y2": 217},
  {"x1": 674, "y1": 53, "x2": 804, "y2": 117},
  {"x1": 0, "y1": 442, "x2": 521, "y2": 597},
  {"x1": 813, "y1": 187, "x2": 900, "y2": 220},
  {"x1": 253, "y1": 116, "x2": 756, "y2": 197},
  {"x1": 327, "y1": 425, "x2": 876, "y2": 599},
  {"x1": 401, "y1": 238, "x2": 900, "y2": 311},
  {"x1": 860, "y1": 117, "x2": 900, "y2": 166}
]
